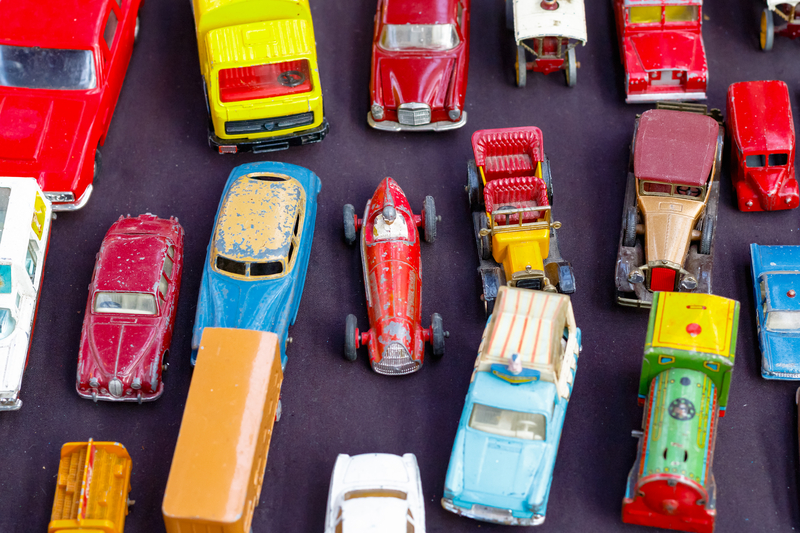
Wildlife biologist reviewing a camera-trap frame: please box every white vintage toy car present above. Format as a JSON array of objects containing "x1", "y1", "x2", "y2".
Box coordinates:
[
  {"x1": 324, "y1": 453, "x2": 426, "y2": 533},
  {"x1": 0, "y1": 177, "x2": 52, "y2": 410}
]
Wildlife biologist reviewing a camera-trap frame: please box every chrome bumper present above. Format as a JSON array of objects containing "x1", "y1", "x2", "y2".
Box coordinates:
[
  {"x1": 626, "y1": 91, "x2": 707, "y2": 104},
  {"x1": 50, "y1": 184, "x2": 94, "y2": 212},
  {"x1": 441, "y1": 498, "x2": 544, "y2": 526},
  {"x1": 368, "y1": 111, "x2": 467, "y2": 132}
]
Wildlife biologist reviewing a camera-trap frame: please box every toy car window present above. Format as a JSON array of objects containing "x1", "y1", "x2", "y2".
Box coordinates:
[
  {"x1": 94, "y1": 292, "x2": 157, "y2": 315},
  {"x1": 469, "y1": 403, "x2": 546, "y2": 441},
  {"x1": 641, "y1": 182, "x2": 671, "y2": 195},
  {"x1": 746, "y1": 154, "x2": 766, "y2": 168},
  {"x1": 167, "y1": 245, "x2": 175, "y2": 259},
  {"x1": 675, "y1": 186, "x2": 703, "y2": 198},
  {"x1": 103, "y1": 9, "x2": 119, "y2": 50},
  {"x1": 158, "y1": 274, "x2": 168, "y2": 300},
  {"x1": 0, "y1": 45, "x2": 96, "y2": 90},
  {"x1": 216, "y1": 255, "x2": 246, "y2": 276},
  {"x1": 664, "y1": 6, "x2": 698, "y2": 22},
  {"x1": 250, "y1": 261, "x2": 283, "y2": 277},
  {"x1": 25, "y1": 240, "x2": 38, "y2": 284},
  {"x1": 628, "y1": 7, "x2": 661, "y2": 24},
  {"x1": 769, "y1": 153, "x2": 789, "y2": 166},
  {"x1": 163, "y1": 253, "x2": 174, "y2": 279},
  {"x1": 766, "y1": 311, "x2": 800, "y2": 331},
  {"x1": 380, "y1": 24, "x2": 460, "y2": 51},
  {"x1": 0, "y1": 188, "x2": 10, "y2": 237},
  {"x1": 0, "y1": 309, "x2": 15, "y2": 340}
]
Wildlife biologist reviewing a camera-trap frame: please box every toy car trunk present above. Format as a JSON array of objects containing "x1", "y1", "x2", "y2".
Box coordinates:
[
  {"x1": 191, "y1": 0, "x2": 329, "y2": 153},
  {"x1": 163, "y1": 328, "x2": 283, "y2": 533},
  {"x1": 507, "y1": 0, "x2": 587, "y2": 88},
  {"x1": 48, "y1": 439, "x2": 133, "y2": 533},
  {"x1": 760, "y1": 1, "x2": 800, "y2": 50},
  {"x1": 727, "y1": 80, "x2": 797, "y2": 211},
  {"x1": 0, "y1": 177, "x2": 52, "y2": 411},
  {"x1": 623, "y1": 292, "x2": 739, "y2": 533},
  {"x1": 466, "y1": 127, "x2": 575, "y2": 313},
  {"x1": 616, "y1": 104, "x2": 723, "y2": 308},
  {"x1": 441, "y1": 286, "x2": 580, "y2": 525}
]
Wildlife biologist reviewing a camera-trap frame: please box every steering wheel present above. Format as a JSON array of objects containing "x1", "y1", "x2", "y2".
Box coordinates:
[{"x1": 278, "y1": 70, "x2": 306, "y2": 87}]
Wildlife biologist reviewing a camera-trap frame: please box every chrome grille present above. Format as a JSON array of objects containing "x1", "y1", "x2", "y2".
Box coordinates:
[
  {"x1": 397, "y1": 103, "x2": 431, "y2": 126},
  {"x1": 373, "y1": 342, "x2": 419, "y2": 375}
]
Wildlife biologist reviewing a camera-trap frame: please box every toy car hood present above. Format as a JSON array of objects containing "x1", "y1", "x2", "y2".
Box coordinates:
[
  {"x1": 634, "y1": 109, "x2": 718, "y2": 186},
  {"x1": 81, "y1": 321, "x2": 161, "y2": 387},
  {"x1": 365, "y1": 177, "x2": 414, "y2": 227},
  {"x1": 627, "y1": 31, "x2": 704, "y2": 73},
  {"x1": 729, "y1": 80, "x2": 794, "y2": 155},
  {"x1": 512, "y1": 0, "x2": 587, "y2": 43},
  {"x1": 375, "y1": 55, "x2": 455, "y2": 110}
]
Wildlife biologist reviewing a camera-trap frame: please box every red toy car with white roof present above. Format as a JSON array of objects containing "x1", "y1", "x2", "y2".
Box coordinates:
[
  {"x1": 368, "y1": 0, "x2": 470, "y2": 132},
  {"x1": 76, "y1": 214, "x2": 184, "y2": 403},
  {"x1": 727, "y1": 80, "x2": 797, "y2": 211},
  {"x1": 343, "y1": 178, "x2": 446, "y2": 375},
  {"x1": 612, "y1": 0, "x2": 707, "y2": 103},
  {"x1": 0, "y1": 0, "x2": 141, "y2": 211}
]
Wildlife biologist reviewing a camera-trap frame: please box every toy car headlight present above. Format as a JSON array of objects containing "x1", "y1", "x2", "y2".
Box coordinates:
[
  {"x1": 448, "y1": 108, "x2": 461, "y2": 121},
  {"x1": 680, "y1": 275, "x2": 697, "y2": 291},
  {"x1": 628, "y1": 269, "x2": 645, "y2": 284},
  {"x1": 371, "y1": 104, "x2": 384, "y2": 120}
]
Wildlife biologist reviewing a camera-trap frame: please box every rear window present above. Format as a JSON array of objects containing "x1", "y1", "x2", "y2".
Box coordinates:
[
  {"x1": 218, "y1": 60, "x2": 313, "y2": 103},
  {"x1": 94, "y1": 292, "x2": 157, "y2": 315}
]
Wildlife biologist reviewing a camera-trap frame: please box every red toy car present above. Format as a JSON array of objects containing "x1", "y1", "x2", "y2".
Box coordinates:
[
  {"x1": 368, "y1": 0, "x2": 470, "y2": 132},
  {"x1": 76, "y1": 214, "x2": 184, "y2": 403},
  {"x1": 612, "y1": 1, "x2": 707, "y2": 103},
  {"x1": 727, "y1": 80, "x2": 797, "y2": 211},
  {"x1": 0, "y1": 0, "x2": 141, "y2": 210},
  {"x1": 343, "y1": 178, "x2": 446, "y2": 374}
]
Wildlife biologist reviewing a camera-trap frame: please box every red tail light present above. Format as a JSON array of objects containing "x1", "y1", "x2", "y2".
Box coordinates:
[
  {"x1": 650, "y1": 268, "x2": 677, "y2": 292},
  {"x1": 219, "y1": 59, "x2": 313, "y2": 103}
]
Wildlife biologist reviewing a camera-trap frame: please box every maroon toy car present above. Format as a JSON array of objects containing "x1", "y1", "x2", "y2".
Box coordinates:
[
  {"x1": 76, "y1": 214, "x2": 184, "y2": 403},
  {"x1": 612, "y1": 1, "x2": 707, "y2": 103},
  {"x1": 343, "y1": 178, "x2": 447, "y2": 374},
  {"x1": 368, "y1": 0, "x2": 470, "y2": 132},
  {"x1": 727, "y1": 80, "x2": 797, "y2": 211},
  {"x1": 0, "y1": 0, "x2": 141, "y2": 210}
]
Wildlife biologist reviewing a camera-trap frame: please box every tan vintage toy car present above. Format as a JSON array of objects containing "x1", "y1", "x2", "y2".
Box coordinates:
[{"x1": 615, "y1": 103, "x2": 723, "y2": 308}]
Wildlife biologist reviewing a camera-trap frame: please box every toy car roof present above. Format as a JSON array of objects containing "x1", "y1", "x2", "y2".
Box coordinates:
[
  {"x1": 0, "y1": 0, "x2": 106, "y2": 49},
  {"x1": 634, "y1": 109, "x2": 718, "y2": 187},
  {"x1": 728, "y1": 80, "x2": 794, "y2": 155},
  {"x1": 477, "y1": 287, "x2": 570, "y2": 376},
  {"x1": 384, "y1": 0, "x2": 458, "y2": 25},
  {"x1": 751, "y1": 244, "x2": 800, "y2": 275},
  {"x1": 471, "y1": 127, "x2": 544, "y2": 168},
  {"x1": 94, "y1": 234, "x2": 168, "y2": 294},
  {"x1": 512, "y1": 0, "x2": 587, "y2": 43}
]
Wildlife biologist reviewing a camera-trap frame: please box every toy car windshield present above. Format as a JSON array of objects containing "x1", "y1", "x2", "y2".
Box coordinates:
[
  {"x1": 639, "y1": 181, "x2": 705, "y2": 199},
  {"x1": 0, "y1": 45, "x2": 96, "y2": 90},
  {"x1": 626, "y1": 5, "x2": 699, "y2": 24},
  {"x1": 766, "y1": 310, "x2": 800, "y2": 331},
  {"x1": 94, "y1": 292, "x2": 157, "y2": 315},
  {"x1": 469, "y1": 404, "x2": 547, "y2": 441},
  {"x1": 214, "y1": 255, "x2": 286, "y2": 278},
  {"x1": 747, "y1": 153, "x2": 790, "y2": 168},
  {"x1": 380, "y1": 24, "x2": 460, "y2": 51}
]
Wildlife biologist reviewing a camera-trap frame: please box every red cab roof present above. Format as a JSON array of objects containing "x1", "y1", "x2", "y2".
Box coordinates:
[
  {"x1": 1, "y1": 0, "x2": 107, "y2": 50},
  {"x1": 634, "y1": 109, "x2": 718, "y2": 186},
  {"x1": 384, "y1": 0, "x2": 457, "y2": 25},
  {"x1": 728, "y1": 80, "x2": 794, "y2": 155},
  {"x1": 95, "y1": 235, "x2": 168, "y2": 294}
]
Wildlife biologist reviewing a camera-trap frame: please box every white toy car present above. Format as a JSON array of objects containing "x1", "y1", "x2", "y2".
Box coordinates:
[
  {"x1": 0, "y1": 177, "x2": 52, "y2": 410},
  {"x1": 324, "y1": 453, "x2": 426, "y2": 533}
]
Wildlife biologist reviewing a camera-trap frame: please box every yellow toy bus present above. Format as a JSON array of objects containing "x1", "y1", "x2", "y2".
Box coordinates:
[{"x1": 162, "y1": 328, "x2": 283, "y2": 533}]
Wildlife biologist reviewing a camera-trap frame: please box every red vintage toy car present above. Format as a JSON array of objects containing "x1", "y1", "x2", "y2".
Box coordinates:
[
  {"x1": 343, "y1": 178, "x2": 446, "y2": 374},
  {"x1": 0, "y1": 0, "x2": 141, "y2": 211},
  {"x1": 612, "y1": 1, "x2": 707, "y2": 103},
  {"x1": 727, "y1": 80, "x2": 797, "y2": 211},
  {"x1": 76, "y1": 214, "x2": 184, "y2": 403},
  {"x1": 368, "y1": 0, "x2": 470, "y2": 132}
]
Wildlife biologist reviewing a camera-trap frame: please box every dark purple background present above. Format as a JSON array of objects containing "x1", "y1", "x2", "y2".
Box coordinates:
[{"x1": 2, "y1": 0, "x2": 800, "y2": 531}]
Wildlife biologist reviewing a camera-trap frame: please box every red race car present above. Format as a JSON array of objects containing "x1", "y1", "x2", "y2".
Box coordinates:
[
  {"x1": 0, "y1": 0, "x2": 141, "y2": 211},
  {"x1": 727, "y1": 80, "x2": 797, "y2": 212},
  {"x1": 368, "y1": 0, "x2": 470, "y2": 132},
  {"x1": 76, "y1": 214, "x2": 184, "y2": 403},
  {"x1": 612, "y1": 1, "x2": 707, "y2": 104},
  {"x1": 343, "y1": 178, "x2": 446, "y2": 375}
]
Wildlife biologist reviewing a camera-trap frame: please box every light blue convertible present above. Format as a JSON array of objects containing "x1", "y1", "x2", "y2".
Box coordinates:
[
  {"x1": 442, "y1": 286, "x2": 580, "y2": 525},
  {"x1": 191, "y1": 162, "x2": 320, "y2": 368},
  {"x1": 751, "y1": 244, "x2": 800, "y2": 379}
]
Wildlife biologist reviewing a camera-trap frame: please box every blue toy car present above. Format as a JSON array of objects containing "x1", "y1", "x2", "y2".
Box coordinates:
[
  {"x1": 191, "y1": 162, "x2": 321, "y2": 368},
  {"x1": 441, "y1": 286, "x2": 580, "y2": 525},
  {"x1": 751, "y1": 244, "x2": 800, "y2": 379}
]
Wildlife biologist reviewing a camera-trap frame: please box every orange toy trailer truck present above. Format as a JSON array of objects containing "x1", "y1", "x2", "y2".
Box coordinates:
[
  {"x1": 48, "y1": 440, "x2": 133, "y2": 533},
  {"x1": 162, "y1": 328, "x2": 283, "y2": 533}
]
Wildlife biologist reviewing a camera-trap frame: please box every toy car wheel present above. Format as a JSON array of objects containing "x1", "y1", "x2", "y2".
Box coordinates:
[
  {"x1": 423, "y1": 196, "x2": 437, "y2": 243},
  {"x1": 699, "y1": 216, "x2": 714, "y2": 255},
  {"x1": 623, "y1": 206, "x2": 637, "y2": 247},
  {"x1": 760, "y1": 9, "x2": 774, "y2": 51},
  {"x1": 565, "y1": 48, "x2": 577, "y2": 87},
  {"x1": 343, "y1": 204, "x2": 357, "y2": 245},
  {"x1": 93, "y1": 148, "x2": 102, "y2": 181},
  {"x1": 345, "y1": 314, "x2": 358, "y2": 361},
  {"x1": 431, "y1": 313, "x2": 445, "y2": 357},
  {"x1": 515, "y1": 45, "x2": 527, "y2": 88},
  {"x1": 466, "y1": 159, "x2": 481, "y2": 211},
  {"x1": 478, "y1": 212, "x2": 492, "y2": 260},
  {"x1": 505, "y1": 0, "x2": 514, "y2": 30},
  {"x1": 542, "y1": 157, "x2": 554, "y2": 205},
  {"x1": 483, "y1": 297, "x2": 495, "y2": 316}
]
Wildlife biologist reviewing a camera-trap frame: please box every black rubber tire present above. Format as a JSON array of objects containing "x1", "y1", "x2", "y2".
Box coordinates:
[
  {"x1": 343, "y1": 204, "x2": 356, "y2": 245},
  {"x1": 484, "y1": 297, "x2": 495, "y2": 317},
  {"x1": 699, "y1": 216, "x2": 714, "y2": 255},
  {"x1": 93, "y1": 148, "x2": 102, "y2": 181},
  {"x1": 478, "y1": 212, "x2": 492, "y2": 260},
  {"x1": 467, "y1": 159, "x2": 481, "y2": 210},
  {"x1": 760, "y1": 8, "x2": 774, "y2": 51},
  {"x1": 565, "y1": 47, "x2": 577, "y2": 87},
  {"x1": 344, "y1": 314, "x2": 358, "y2": 361},
  {"x1": 515, "y1": 45, "x2": 527, "y2": 88},
  {"x1": 431, "y1": 313, "x2": 445, "y2": 357},
  {"x1": 542, "y1": 157, "x2": 554, "y2": 205},
  {"x1": 623, "y1": 206, "x2": 637, "y2": 248},
  {"x1": 505, "y1": 0, "x2": 514, "y2": 30},
  {"x1": 424, "y1": 196, "x2": 437, "y2": 243}
]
